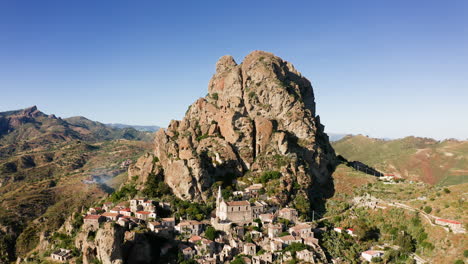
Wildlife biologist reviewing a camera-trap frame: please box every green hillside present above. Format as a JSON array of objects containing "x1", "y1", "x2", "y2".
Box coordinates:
[{"x1": 332, "y1": 135, "x2": 468, "y2": 185}]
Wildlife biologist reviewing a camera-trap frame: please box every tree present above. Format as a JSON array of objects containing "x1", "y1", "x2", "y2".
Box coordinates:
[
  {"x1": 423, "y1": 206, "x2": 432, "y2": 214},
  {"x1": 205, "y1": 226, "x2": 217, "y2": 241}
]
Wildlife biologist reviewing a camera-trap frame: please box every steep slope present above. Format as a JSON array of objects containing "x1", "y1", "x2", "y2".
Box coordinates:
[
  {"x1": 130, "y1": 50, "x2": 337, "y2": 205},
  {"x1": 0, "y1": 107, "x2": 153, "y2": 262},
  {"x1": 333, "y1": 135, "x2": 468, "y2": 185}
]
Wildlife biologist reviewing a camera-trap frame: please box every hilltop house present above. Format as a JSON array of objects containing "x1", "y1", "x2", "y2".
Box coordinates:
[
  {"x1": 176, "y1": 220, "x2": 204, "y2": 235},
  {"x1": 102, "y1": 212, "x2": 121, "y2": 221},
  {"x1": 267, "y1": 223, "x2": 283, "y2": 238},
  {"x1": 296, "y1": 249, "x2": 314, "y2": 262},
  {"x1": 244, "y1": 243, "x2": 257, "y2": 255},
  {"x1": 361, "y1": 250, "x2": 384, "y2": 262},
  {"x1": 275, "y1": 235, "x2": 301, "y2": 247},
  {"x1": 289, "y1": 223, "x2": 314, "y2": 238},
  {"x1": 161, "y1": 217, "x2": 176, "y2": 228},
  {"x1": 135, "y1": 211, "x2": 156, "y2": 221},
  {"x1": 278, "y1": 208, "x2": 298, "y2": 223},
  {"x1": 50, "y1": 248, "x2": 72, "y2": 262},
  {"x1": 435, "y1": 219, "x2": 463, "y2": 230},
  {"x1": 84, "y1": 214, "x2": 104, "y2": 229}
]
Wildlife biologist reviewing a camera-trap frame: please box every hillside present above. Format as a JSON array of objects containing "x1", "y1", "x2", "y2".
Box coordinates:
[
  {"x1": 332, "y1": 135, "x2": 468, "y2": 185},
  {"x1": 0, "y1": 106, "x2": 153, "y2": 262}
]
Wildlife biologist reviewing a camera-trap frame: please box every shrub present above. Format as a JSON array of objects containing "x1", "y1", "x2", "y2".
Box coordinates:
[
  {"x1": 259, "y1": 171, "x2": 281, "y2": 184},
  {"x1": 423, "y1": 206, "x2": 432, "y2": 214},
  {"x1": 205, "y1": 226, "x2": 217, "y2": 241},
  {"x1": 444, "y1": 188, "x2": 451, "y2": 194},
  {"x1": 211, "y1": 93, "x2": 218, "y2": 100}
]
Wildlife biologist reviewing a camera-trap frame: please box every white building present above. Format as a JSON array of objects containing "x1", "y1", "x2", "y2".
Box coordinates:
[{"x1": 361, "y1": 250, "x2": 384, "y2": 262}]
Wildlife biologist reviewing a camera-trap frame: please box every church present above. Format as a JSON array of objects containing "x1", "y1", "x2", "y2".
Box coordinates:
[{"x1": 215, "y1": 186, "x2": 255, "y2": 225}]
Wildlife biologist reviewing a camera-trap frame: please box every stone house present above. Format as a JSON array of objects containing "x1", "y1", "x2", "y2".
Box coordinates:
[
  {"x1": 278, "y1": 208, "x2": 298, "y2": 223},
  {"x1": 289, "y1": 223, "x2": 314, "y2": 238},
  {"x1": 259, "y1": 213, "x2": 275, "y2": 224},
  {"x1": 161, "y1": 217, "x2": 176, "y2": 228},
  {"x1": 87, "y1": 207, "x2": 103, "y2": 215},
  {"x1": 102, "y1": 212, "x2": 121, "y2": 221},
  {"x1": 267, "y1": 223, "x2": 283, "y2": 238},
  {"x1": 83, "y1": 214, "x2": 104, "y2": 230},
  {"x1": 50, "y1": 248, "x2": 72, "y2": 262},
  {"x1": 176, "y1": 220, "x2": 204, "y2": 235},
  {"x1": 195, "y1": 238, "x2": 215, "y2": 256},
  {"x1": 252, "y1": 201, "x2": 267, "y2": 219},
  {"x1": 135, "y1": 211, "x2": 156, "y2": 221},
  {"x1": 270, "y1": 240, "x2": 283, "y2": 252},
  {"x1": 245, "y1": 184, "x2": 263, "y2": 197},
  {"x1": 275, "y1": 235, "x2": 301, "y2": 247},
  {"x1": 180, "y1": 245, "x2": 196, "y2": 260},
  {"x1": 102, "y1": 202, "x2": 113, "y2": 212},
  {"x1": 252, "y1": 252, "x2": 273, "y2": 264},
  {"x1": 243, "y1": 242, "x2": 256, "y2": 255},
  {"x1": 303, "y1": 237, "x2": 319, "y2": 247},
  {"x1": 296, "y1": 249, "x2": 314, "y2": 262},
  {"x1": 148, "y1": 221, "x2": 162, "y2": 231}
]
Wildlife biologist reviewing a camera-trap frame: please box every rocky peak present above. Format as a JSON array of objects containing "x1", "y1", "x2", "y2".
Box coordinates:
[{"x1": 130, "y1": 50, "x2": 337, "y2": 204}]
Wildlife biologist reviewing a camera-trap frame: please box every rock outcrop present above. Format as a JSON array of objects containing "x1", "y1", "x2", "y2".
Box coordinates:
[{"x1": 130, "y1": 50, "x2": 337, "y2": 204}]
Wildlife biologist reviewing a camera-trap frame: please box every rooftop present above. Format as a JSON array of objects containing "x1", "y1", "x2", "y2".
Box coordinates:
[{"x1": 226, "y1": 200, "x2": 250, "y2": 206}]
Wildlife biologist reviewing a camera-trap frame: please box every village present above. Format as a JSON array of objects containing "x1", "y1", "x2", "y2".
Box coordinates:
[{"x1": 50, "y1": 180, "x2": 465, "y2": 264}]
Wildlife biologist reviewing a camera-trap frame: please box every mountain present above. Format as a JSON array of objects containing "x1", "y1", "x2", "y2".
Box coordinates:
[
  {"x1": 0, "y1": 106, "x2": 153, "y2": 262},
  {"x1": 106, "y1": 123, "x2": 161, "y2": 132},
  {"x1": 332, "y1": 134, "x2": 468, "y2": 185},
  {"x1": 0, "y1": 106, "x2": 153, "y2": 158},
  {"x1": 327, "y1": 133, "x2": 348, "y2": 142},
  {"x1": 129, "y1": 50, "x2": 338, "y2": 206}
]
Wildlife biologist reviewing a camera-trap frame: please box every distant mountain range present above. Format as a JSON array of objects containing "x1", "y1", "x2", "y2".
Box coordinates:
[
  {"x1": 106, "y1": 123, "x2": 160, "y2": 132},
  {"x1": 0, "y1": 106, "x2": 153, "y2": 157}
]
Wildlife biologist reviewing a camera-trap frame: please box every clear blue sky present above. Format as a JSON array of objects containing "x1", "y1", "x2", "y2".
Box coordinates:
[{"x1": 1, "y1": 1, "x2": 467, "y2": 140}]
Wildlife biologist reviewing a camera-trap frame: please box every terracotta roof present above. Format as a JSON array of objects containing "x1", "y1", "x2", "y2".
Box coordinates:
[
  {"x1": 188, "y1": 235, "x2": 202, "y2": 242},
  {"x1": 290, "y1": 224, "x2": 311, "y2": 231},
  {"x1": 226, "y1": 200, "x2": 250, "y2": 206},
  {"x1": 244, "y1": 243, "x2": 256, "y2": 247},
  {"x1": 437, "y1": 219, "x2": 461, "y2": 225},
  {"x1": 149, "y1": 221, "x2": 161, "y2": 226},
  {"x1": 347, "y1": 228, "x2": 355, "y2": 231},
  {"x1": 179, "y1": 220, "x2": 202, "y2": 226},
  {"x1": 84, "y1": 215, "x2": 101, "y2": 220},
  {"x1": 278, "y1": 235, "x2": 300, "y2": 241},
  {"x1": 363, "y1": 250, "x2": 383, "y2": 255},
  {"x1": 245, "y1": 184, "x2": 263, "y2": 190},
  {"x1": 102, "y1": 212, "x2": 119, "y2": 217},
  {"x1": 162, "y1": 217, "x2": 175, "y2": 222},
  {"x1": 279, "y1": 208, "x2": 296, "y2": 213},
  {"x1": 136, "y1": 211, "x2": 152, "y2": 215}
]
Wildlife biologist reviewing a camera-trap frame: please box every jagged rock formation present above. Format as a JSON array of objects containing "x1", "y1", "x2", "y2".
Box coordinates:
[{"x1": 129, "y1": 50, "x2": 337, "y2": 203}]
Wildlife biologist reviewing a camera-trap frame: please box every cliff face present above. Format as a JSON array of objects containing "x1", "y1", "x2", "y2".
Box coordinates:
[{"x1": 130, "y1": 50, "x2": 337, "y2": 203}]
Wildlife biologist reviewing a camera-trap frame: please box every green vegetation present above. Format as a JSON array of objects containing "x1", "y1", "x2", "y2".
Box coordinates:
[
  {"x1": 142, "y1": 173, "x2": 172, "y2": 198},
  {"x1": 423, "y1": 206, "x2": 432, "y2": 214},
  {"x1": 258, "y1": 171, "x2": 281, "y2": 184},
  {"x1": 204, "y1": 226, "x2": 218, "y2": 241},
  {"x1": 172, "y1": 199, "x2": 213, "y2": 221},
  {"x1": 211, "y1": 93, "x2": 219, "y2": 100},
  {"x1": 196, "y1": 134, "x2": 209, "y2": 142},
  {"x1": 109, "y1": 184, "x2": 138, "y2": 203}
]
